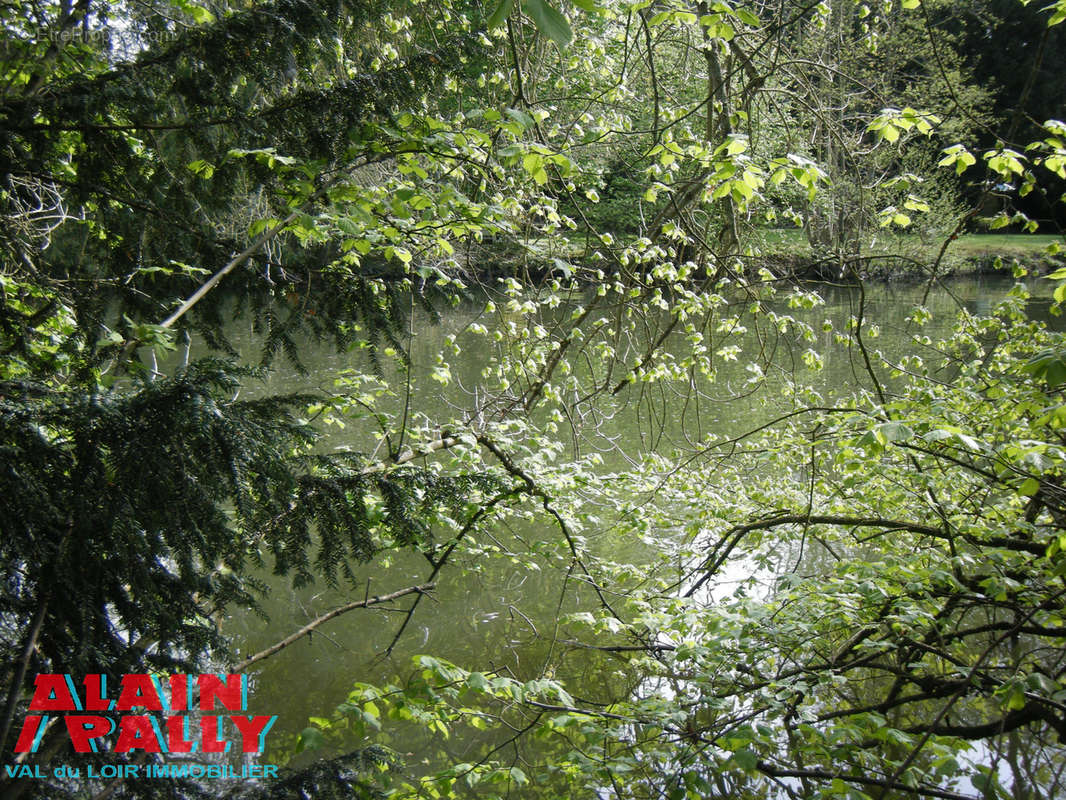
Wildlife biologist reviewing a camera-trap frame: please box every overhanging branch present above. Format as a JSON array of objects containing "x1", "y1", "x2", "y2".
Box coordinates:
[
  {"x1": 232, "y1": 583, "x2": 435, "y2": 673},
  {"x1": 756, "y1": 762, "x2": 979, "y2": 800}
]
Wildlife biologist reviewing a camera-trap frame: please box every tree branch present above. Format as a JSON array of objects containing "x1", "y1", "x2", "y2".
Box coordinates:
[
  {"x1": 232, "y1": 583, "x2": 435, "y2": 673},
  {"x1": 757, "y1": 762, "x2": 979, "y2": 800}
]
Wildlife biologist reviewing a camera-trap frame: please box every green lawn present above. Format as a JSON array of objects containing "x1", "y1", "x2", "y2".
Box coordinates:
[
  {"x1": 757, "y1": 228, "x2": 1062, "y2": 261},
  {"x1": 951, "y1": 233, "x2": 1062, "y2": 258}
]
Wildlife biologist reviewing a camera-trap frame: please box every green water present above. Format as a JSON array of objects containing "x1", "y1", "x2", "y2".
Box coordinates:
[{"x1": 208, "y1": 275, "x2": 1053, "y2": 763}]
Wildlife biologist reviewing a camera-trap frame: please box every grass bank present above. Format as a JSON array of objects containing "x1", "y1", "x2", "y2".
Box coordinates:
[{"x1": 757, "y1": 229, "x2": 1063, "y2": 279}]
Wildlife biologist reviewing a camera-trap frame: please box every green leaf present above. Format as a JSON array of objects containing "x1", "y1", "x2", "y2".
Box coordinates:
[
  {"x1": 1007, "y1": 687, "x2": 1026, "y2": 710},
  {"x1": 188, "y1": 5, "x2": 214, "y2": 23},
  {"x1": 505, "y1": 107, "x2": 535, "y2": 130},
  {"x1": 552, "y1": 258, "x2": 574, "y2": 278},
  {"x1": 186, "y1": 159, "x2": 214, "y2": 179},
  {"x1": 878, "y1": 421, "x2": 913, "y2": 442},
  {"x1": 732, "y1": 748, "x2": 758, "y2": 771},
  {"x1": 297, "y1": 726, "x2": 325, "y2": 751},
  {"x1": 487, "y1": 0, "x2": 513, "y2": 28},
  {"x1": 1020, "y1": 477, "x2": 1041, "y2": 496},
  {"x1": 171, "y1": 0, "x2": 215, "y2": 24},
  {"x1": 735, "y1": 8, "x2": 760, "y2": 26},
  {"x1": 903, "y1": 195, "x2": 930, "y2": 212},
  {"x1": 1026, "y1": 672, "x2": 1058, "y2": 694},
  {"x1": 523, "y1": 0, "x2": 572, "y2": 47},
  {"x1": 1048, "y1": 360, "x2": 1066, "y2": 388},
  {"x1": 523, "y1": 153, "x2": 541, "y2": 174}
]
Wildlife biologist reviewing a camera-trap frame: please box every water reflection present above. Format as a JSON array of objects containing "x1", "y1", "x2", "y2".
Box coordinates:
[{"x1": 207, "y1": 275, "x2": 1053, "y2": 766}]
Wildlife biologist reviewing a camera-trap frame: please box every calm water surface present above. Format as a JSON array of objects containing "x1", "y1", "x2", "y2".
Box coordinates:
[{"x1": 207, "y1": 275, "x2": 1055, "y2": 763}]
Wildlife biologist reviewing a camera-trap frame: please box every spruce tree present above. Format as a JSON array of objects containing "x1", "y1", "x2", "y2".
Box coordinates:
[{"x1": 0, "y1": 2, "x2": 501, "y2": 796}]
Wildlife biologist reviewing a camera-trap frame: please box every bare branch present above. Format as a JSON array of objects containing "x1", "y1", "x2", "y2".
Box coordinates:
[{"x1": 232, "y1": 583, "x2": 435, "y2": 673}]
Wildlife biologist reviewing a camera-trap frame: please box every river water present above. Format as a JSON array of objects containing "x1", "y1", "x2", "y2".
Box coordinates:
[{"x1": 207, "y1": 274, "x2": 1055, "y2": 769}]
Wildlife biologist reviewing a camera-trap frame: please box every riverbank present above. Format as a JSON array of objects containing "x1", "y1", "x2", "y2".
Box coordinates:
[
  {"x1": 473, "y1": 230, "x2": 1063, "y2": 287},
  {"x1": 759, "y1": 230, "x2": 1064, "y2": 281}
]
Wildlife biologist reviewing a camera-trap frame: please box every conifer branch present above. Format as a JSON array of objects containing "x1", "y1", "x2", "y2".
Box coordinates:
[
  {"x1": 0, "y1": 594, "x2": 50, "y2": 754},
  {"x1": 0, "y1": 513, "x2": 74, "y2": 754}
]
